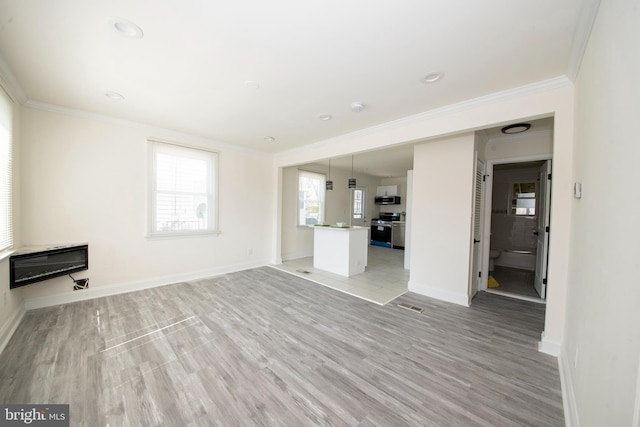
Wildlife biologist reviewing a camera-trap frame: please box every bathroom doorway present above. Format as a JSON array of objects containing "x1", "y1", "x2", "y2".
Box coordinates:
[{"x1": 486, "y1": 159, "x2": 551, "y2": 302}]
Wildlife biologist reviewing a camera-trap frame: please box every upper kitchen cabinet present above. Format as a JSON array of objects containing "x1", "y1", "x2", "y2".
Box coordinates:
[{"x1": 376, "y1": 185, "x2": 398, "y2": 197}]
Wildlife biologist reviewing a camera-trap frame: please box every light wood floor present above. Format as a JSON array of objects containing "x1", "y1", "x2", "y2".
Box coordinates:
[{"x1": 0, "y1": 267, "x2": 563, "y2": 426}]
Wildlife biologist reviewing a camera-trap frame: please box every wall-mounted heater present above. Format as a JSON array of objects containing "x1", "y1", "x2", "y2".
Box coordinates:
[{"x1": 9, "y1": 244, "x2": 89, "y2": 289}]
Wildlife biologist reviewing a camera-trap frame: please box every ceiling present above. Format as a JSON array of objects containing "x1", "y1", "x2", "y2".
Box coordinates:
[
  {"x1": 312, "y1": 117, "x2": 554, "y2": 178},
  {"x1": 0, "y1": 0, "x2": 585, "y2": 156}
]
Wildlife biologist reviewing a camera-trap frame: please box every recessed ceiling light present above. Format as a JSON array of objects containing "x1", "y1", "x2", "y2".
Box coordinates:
[
  {"x1": 105, "y1": 91, "x2": 124, "y2": 100},
  {"x1": 264, "y1": 136, "x2": 275, "y2": 142},
  {"x1": 318, "y1": 114, "x2": 332, "y2": 121},
  {"x1": 244, "y1": 80, "x2": 260, "y2": 89},
  {"x1": 422, "y1": 72, "x2": 444, "y2": 83},
  {"x1": 351, "y1": 102, "x2": 364, "y2": 113},
  {"x1": 110, "y1": 17, "x2": 144, "y2": 39},
  {"x1": 501, "y1": 123, "x2": 531, "y2": 134}
]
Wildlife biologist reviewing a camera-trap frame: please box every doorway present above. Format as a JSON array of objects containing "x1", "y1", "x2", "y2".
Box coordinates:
[{"x1": 485, "y1": 159, "x2": 551, "y2": 302}]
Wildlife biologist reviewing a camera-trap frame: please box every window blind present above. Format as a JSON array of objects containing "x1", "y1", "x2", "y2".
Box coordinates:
[
  {"x1": 0, "y1": 86, "x2": 13, "y2": 252},
  {"x1": 149, "y1": 141, "x2": 217, "y2": 236}
]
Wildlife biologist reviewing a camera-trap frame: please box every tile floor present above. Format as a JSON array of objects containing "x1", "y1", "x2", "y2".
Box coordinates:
[
  {"x1": 486, "y1": 265, "x2": 546, "y2": 303},
  {"x1": 271, "y1": 245, "x2": 408, "y2": 305}
]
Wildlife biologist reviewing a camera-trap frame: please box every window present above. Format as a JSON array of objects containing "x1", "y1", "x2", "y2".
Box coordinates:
[
  {"x1": 0, "y1": 86, "x2": 13, "y2": 252},
  {"x1": 298, "y1": 170, "x2": 325, "y2": 226},
  {"x1": 353, "y1": 189, "x2": 364, "y2": 219},
  {"x1": 148, "y1": 140, "x2": 218, "y2": 236},
  {"x1": 511, "y1": 182, "x2": 536, "y2": 216}
]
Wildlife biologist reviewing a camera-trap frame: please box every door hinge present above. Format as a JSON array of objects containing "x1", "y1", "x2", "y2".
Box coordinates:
[
  {"x1": 548, "y1": 173, "x2": 552, "y2": 180},
  {"x1": 546, "y1": 226, "x2": 550, "y2": 233},
  {"x1": 543, "y1": 278, "x2": 548, "y2": 285},
  {"x1": 478, "y1": 271, "x2": 482, "y2": 278}
]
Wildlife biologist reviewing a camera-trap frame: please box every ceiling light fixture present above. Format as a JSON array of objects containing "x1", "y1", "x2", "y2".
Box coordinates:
[
  {"x1": 104, "y1": 91, "x2": 125, "y2": 100},
  {"x1": 501, "y1": 123, "x2": 531, "y2": 134},
  {"x1": 348, "y1": 155, "x2": 356, "y2": 189},
  {"x1": 422, "y1": 72, "x2": 444, "y2": 83},
  {"x1": 110, "y1": 17, "x2": 144, "y2": 39},
  {"x1": 351, "y1": 102, "x2": 364, "y2": 112},
  {"x1": 318, "y1": 114, "x2": 332, "y2": 121},
  {"x1": 263, "y1": 136, "x2": 275, "y2": 142}
]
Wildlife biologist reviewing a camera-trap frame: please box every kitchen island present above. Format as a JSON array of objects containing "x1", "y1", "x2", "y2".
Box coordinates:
[{"x1": 313, "y1": 226, "x2": 369, "y2": 277}]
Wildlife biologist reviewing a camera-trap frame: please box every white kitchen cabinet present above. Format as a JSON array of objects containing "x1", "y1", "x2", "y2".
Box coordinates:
[
  {"x1": 313, "y1": 226, "x2": 369, "y2": 276},
  {"x1": 376, "y1": 185, "x2": 398, "y2": 197}
]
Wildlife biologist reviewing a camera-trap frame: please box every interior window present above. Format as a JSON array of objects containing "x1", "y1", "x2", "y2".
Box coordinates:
[
  {"x1": 148, "y1": 140, "x2": 218, "y2": 236},
  {"x1": 298, "y1": 170, "x2": 325, "y2": 226},
  {"x1": 352, "y1": 189, "x2": 364, "y2": 219},
  {"x1": 511, "y1": 182, "x2": 536, "y2": 216}
]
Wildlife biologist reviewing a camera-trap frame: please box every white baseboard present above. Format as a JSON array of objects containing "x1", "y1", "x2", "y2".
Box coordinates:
[
  {"x1": 538, "y1": 332, "x2": 561, "y2": 357},
  {"x1": 407, "y1": 281, "x2": 470, "y2": 306},
  {"x1": 281, "y1": 250, "x2": 313, "y2": 262},
  {"x1": 0, "y1": 304, "x2": 26, "y2": 355},
  {"x1": 559, "y1": 351, "x2": 580, "y2": 427},
  {"x1": 24, "y1": 259, "x2": 270, "y2": 310}
]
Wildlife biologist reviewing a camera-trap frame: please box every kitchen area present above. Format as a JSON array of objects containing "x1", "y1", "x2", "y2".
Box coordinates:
[{"x1": 275, "y1": 161, "x2": 411, "y2": 305}]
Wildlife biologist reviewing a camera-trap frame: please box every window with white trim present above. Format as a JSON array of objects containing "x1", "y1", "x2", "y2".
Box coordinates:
[
  {"x1": 0, "y1": 87, "x2": 13, "y2": 252},
  {"x1": 510, "y1": 181, "x2": 536, "y2": 216},
  {"x1": 298, "y1": 170, "x2": 325, "y2": 226},
  {"x1": 148, "y1": 140, "x2": 218, "y2": 236},
  {"x1": 352, "y1": 188, "x2": 364, "y2": 219}
]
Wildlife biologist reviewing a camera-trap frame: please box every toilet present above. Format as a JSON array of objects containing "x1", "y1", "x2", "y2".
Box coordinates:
[{"x1": 489, "y1": 250, "x2": 502, "y2": 273}]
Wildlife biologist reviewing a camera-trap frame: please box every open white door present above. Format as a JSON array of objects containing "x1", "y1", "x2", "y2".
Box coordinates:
[
  {"x1": 534, "y1": 160, "x2": 552, "y2": 299},
  {"x1": 470, "y1": 158, "x2": 485, "y2": 299}
]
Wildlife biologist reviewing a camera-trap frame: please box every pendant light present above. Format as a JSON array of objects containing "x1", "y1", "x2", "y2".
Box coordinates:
[
  {"x1": 326, "y1": 159, "x2": 333, "y2": 190},
  {"x1": 348, "y1": 155, "x2": 356, "y2": 189}
]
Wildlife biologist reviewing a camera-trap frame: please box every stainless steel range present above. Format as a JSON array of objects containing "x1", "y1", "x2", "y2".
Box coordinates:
[{"x1": 371, "y1": 212, "x2": 405, "y2": 249}]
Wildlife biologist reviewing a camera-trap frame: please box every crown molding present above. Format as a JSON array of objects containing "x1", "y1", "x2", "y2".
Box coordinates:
[
  {"x1": 566, "y1": 0, "x2": 601, "y2": 82},
  {"x1": 0, "y1": 55, "x2": 27, "y2": 105},
  {"x1": 276, "y1": 76, "x2": 572, "y2": 159},
  {"x1": 22, "y1": 100, "x2": 270, "y2": 157}
]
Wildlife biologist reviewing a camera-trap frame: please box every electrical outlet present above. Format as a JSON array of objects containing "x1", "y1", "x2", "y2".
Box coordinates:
[{"x1": 73, "y1": 278, "x2": 89, "y2": 291}]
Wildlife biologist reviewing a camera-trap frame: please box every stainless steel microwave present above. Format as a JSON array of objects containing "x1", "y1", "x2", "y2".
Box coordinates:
[{"x1": 374, "y1": 196, "x2": 401, "y2": 205}]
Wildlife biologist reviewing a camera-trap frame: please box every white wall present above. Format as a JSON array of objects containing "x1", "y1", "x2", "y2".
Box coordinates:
[
  {"x1": 408, "y1": 133, "x2": 475, "y2": 306},
  {"x1": 563, "y1": 0, "x2": 640, "y2": 424},
  {"x1": 14, "y1": 106, "x2": 273, "y2": 306},
  {"x1": 485, "y1": 130, "x2": 553, "y2": 161}
]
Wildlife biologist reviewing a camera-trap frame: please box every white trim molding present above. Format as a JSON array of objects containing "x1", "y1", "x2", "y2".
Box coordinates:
[
  {"x1": 559, "y1": 351, "x2": 580, "y2": 427},
  {"x1": 538, "y1": 331, "x2": 561, "y2": 357},
  {"x1": 566, "y1": 0, "x2": 602, "y2": 81},
  {"x1": 0, "y1": 304, "x2": 26, "y2": 355},
  {"x1": 407, "y1": 281, "x2": 470, "y2": 307}
]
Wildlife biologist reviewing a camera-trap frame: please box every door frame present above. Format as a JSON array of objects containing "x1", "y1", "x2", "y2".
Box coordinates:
[{"x1": 479, "y1": 154, "x2": 552, "y2": 293}]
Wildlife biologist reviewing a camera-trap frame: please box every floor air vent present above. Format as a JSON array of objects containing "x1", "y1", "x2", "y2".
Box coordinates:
[{"x1": 398, "y1": 302, "x2": 423, "y2": 314}]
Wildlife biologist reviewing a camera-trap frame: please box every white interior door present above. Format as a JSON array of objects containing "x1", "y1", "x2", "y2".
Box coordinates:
[
  {"x1": 351, "y1": 187, "x2": 367, "y2": 227},
  {"x1": 470, "y1": 158, "x2": 485, "y2": 299},
  {"x1": 535, "y1": 160, "x2": 552, "y2": 299}
]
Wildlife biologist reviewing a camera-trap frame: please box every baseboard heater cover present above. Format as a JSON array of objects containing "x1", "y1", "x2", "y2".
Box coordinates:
[{"x1": 9, "y1": 244, "x2": 89, "y2": 289}]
